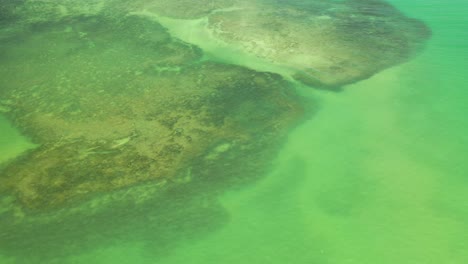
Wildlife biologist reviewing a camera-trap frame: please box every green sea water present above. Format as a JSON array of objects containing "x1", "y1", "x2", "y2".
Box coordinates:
[{"x1": 1, "y1": 0, "x2": 467, "y2": 263}]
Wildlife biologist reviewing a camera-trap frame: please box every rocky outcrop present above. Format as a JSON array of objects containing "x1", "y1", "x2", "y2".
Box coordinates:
[
  {"x1": 206, "y1": 0, "x2": 431, "y2": 88},
  {"x1": 0, "y1": 14, "x2": 306, "y2": 261},
  {"x1": 0, "y1": 0, "x2": 430, "y2": 261},
  {"x1": 6, "y1": 0, "x2": 431, "y2": 89}
]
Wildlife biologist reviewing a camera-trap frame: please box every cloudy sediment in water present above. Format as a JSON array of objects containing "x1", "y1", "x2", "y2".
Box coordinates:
[{"x1": 0, "y1": 0, "x2": 466, "y2": 263}]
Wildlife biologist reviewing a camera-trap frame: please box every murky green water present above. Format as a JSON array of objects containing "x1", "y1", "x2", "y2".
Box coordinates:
[{"x1": 1, "y1": 0, "x2": 467, "y2": 263}]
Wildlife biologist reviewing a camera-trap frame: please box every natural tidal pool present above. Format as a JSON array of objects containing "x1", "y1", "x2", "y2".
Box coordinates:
[{"x1": 0, "y1": 0, "x2": 467, "y2": 263}]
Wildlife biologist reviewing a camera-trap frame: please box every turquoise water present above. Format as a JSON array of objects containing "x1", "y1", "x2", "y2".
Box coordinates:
[
  {"x1": 1, "y1": 0, "x2": 467, "y2": 263},
  {"x1": 157, "y1": 2, "x2": 468, "y2": 262}
]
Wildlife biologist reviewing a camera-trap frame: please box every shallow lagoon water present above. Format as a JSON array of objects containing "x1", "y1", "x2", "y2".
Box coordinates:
[
  {"x1": 0, "y1": 116, "x2": 35, "y2": 164},
  {"x1": 0, "y1": 0, "x2": 467, "y2": 263}
]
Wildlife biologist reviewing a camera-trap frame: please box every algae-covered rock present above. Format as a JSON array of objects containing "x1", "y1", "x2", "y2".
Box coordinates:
[
  {"x1": 109, "y1": 0, "x2": 431, "y2": 89},
  {"x1": 0, "y1": 0, "x2": 431, "y2": 261},
  {"x1": 204, "y1": 0, "x2": 431, "y2": 89},
  {"x1": 0, "y1": 0, "x2": 23, "y2": 23},
  {"x1": 0, "y1": 13, "x2": 304, "y2": 208},
  {"x1": 0, "y1": 13, "x2": 306, "y2": 261},
  {"x1": 4, "y1": 0, "x2": 430, "y2": 89}
]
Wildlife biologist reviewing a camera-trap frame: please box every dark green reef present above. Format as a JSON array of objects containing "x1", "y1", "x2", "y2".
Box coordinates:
[{"x1": 0, "y1": 0, "x2": 430, "y2": 262}]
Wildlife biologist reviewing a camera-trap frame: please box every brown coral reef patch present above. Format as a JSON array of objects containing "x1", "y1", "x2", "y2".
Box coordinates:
[
  {"x1": 0, "y1": 0, "x2": 430, "y2": 261},
  {"x1": 0, "y1": 14, "x2": 305, "y2": 208},
  {"x1": 0, "y1": 13, "x2": 306, "y2": 261},
  {"x1": 101, "y1": 0, "x2": 431, "y2": 89},
  {"x1": 4, "y1": 0, "x2": 430, "y2": 89},
  {"x1": 205, "y1": 0, "x2": 431, "y2": 89}
]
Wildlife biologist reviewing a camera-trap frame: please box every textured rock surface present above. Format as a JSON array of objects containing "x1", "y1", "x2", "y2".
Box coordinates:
[
  {"x1": 0, "y1": 13, "x2": 306, "y2": 261},
  {"x1": 0, "y1": 13, "x2": 305, "y2": 208},
  {"x1": 119, "y1": 0, "x2": 431, "y2": 89},
  {"x1": 4, "y1": 0, "x2": 431, "y2": 89},
  {"x1": 0, "y1": 0, "x2": 430, "y2": 261},
  {"x1": 205, "y1": 0, "x2": 431, "y2": 88}
]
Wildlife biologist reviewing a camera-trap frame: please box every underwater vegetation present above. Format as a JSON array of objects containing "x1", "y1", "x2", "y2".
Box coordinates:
[
  {"x1": 0, "y1": 12, "x2": 305, "y2": 262},
  {"x1": 0, "y1": 0, "x2": 430, "y2": 262},
  {"x1": 5, "y1": 0, "x2": 431, "y2": 88},
  {"x1": 205, "y1": 0, "x2": 431, "y2": 89}
]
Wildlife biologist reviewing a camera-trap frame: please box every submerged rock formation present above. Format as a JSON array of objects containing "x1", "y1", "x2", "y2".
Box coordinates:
[
  {"x1": 5, "y1": 0, "x2": 430, "y2": 89},
  {"x1": 0, "y1": 0, "x2": 430, "y2": 262},
  {"x1": 206, "y1": 0, "x2": 431, "y2": 89},
  {"x1": 0, "y1": 13, "x2": 306, "y2": 261},
  {"x1": 126, "y1": 0, "x2": 432, "y2": 89}
]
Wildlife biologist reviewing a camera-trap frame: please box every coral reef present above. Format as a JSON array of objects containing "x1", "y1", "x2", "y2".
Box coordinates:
[
  {"x1": 204, "y1": 0, "x2": 431, "y2": 88},
  {"x1": 0, "y1": 0, "x2": 430, "y2": 261},
  {"x1": 6, "y1": 0, "x2": 430, "y2": 89},
  {"x1": 107, "y1": 0, "x2": 431, "y2": 89},
  {"x1": 0, "y1": 13, "x2": 306, "y2": 261}
]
